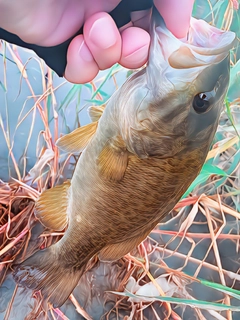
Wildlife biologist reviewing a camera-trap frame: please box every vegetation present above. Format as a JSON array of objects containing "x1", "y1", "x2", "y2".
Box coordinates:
[{"x1": 0, "y1": 1, "x2": 239, "y2": 319}]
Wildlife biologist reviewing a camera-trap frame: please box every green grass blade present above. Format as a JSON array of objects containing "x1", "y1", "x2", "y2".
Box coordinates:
[
  {"x1": 110, "y1": 291, "x2": 240, "y2": 312},
  {"x1": 199, "y1": 279, "x2": 240, "y2": 301},
  {"x1": 91, "y1": 64, "x2": 123, "y2": 101},
  {"x1": 181, "y1": 163, "x2": 228, "y2": 199}
]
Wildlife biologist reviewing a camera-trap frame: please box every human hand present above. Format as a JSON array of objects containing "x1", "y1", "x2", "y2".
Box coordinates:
[{"x1": 0, "y1": 0, "x2": 194, "y2": 83}]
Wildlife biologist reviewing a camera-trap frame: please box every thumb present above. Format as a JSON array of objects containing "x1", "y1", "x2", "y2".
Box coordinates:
[{"x1": 154, "y1": 0, "x2": 194, "y2": 39}]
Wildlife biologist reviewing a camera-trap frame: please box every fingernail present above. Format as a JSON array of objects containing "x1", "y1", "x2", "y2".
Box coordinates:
[
  {"x1": 89, "y1": 17, "x2": 117, "y2": 49},
  {"x1": 78, "y1": 41, "x2": 93, "y2": 62}
]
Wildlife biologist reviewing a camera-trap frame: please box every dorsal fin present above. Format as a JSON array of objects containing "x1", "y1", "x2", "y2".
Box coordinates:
[
  {"x1": 88, "y1": 104, "x2": 105, "y2": 122},
  {"x1": 56, "y1": 121, "x2": 98, "y2": 153},
  {"x1": 97, "y1": 136, "x2": 128, "y2": 181},
  {"x1": 35, "y1": 180, "x2": 70, "y2": 231}
]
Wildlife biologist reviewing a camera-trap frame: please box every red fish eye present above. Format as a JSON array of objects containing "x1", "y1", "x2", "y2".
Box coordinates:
[{"x1": 193, "y1": 93, "x2": 210, "y2": 114}]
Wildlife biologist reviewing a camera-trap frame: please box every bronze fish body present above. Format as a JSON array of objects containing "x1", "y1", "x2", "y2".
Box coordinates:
[{"x1": 13, "y1": 9, "x2": 235, "y2": 307}]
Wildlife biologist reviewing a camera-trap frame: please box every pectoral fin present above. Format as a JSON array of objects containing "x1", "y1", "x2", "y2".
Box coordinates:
[
  {"x1": 88, "y1": 104, "x2": 105, "y2": 122},
  {"x1": 98, "y1": 136, "x2": 128, "y2": 181},
  {"x1": 35, "y1": 181, "x2": 70, "y2": 231},
  {"x1": 56, "y1": 121, "x2": 98, "y2": 153}
]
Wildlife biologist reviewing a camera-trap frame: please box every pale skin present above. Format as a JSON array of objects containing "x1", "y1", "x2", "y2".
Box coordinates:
[{"x1": 0, "y1": 0, "x2": 194, "y2": 83}]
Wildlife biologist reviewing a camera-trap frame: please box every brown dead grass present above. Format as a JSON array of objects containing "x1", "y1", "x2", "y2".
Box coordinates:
[{"x1": 0, "y1": 3, "x2": 240, "y2": 318}]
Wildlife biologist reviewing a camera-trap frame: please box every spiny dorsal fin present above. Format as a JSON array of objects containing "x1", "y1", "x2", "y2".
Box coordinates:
[
  {"x1": 56, "y1": 121, "x2": 98, "y2": 153},
  {"x1": 88, "y1": 104, "x2": 105, "y2": 122},
  {"x1": 35, "y1": 180, "x2": 70, "y2": 231},
  {"x1": 98, "y1": 136, "x2": 128, "y2": 181}
]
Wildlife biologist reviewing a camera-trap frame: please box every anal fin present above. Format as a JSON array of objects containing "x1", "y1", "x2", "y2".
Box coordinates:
[
  {"x1": 56, "y1": 121, "x2": 98, "y2": 153},
  {"x1": 35, "y1": 180, "x2": 70, "y2": 231},
  {"x1": 99, "y1": 229, "x2": 151, "y2": 262},
  {"x1": 98, "y1": 136, "x2": 128, "y2": 181}
]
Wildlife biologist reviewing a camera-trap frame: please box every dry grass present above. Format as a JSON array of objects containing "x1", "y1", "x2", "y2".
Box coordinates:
[{"x1": 0, "y1": 1, "x2": 240, "y2": 319}]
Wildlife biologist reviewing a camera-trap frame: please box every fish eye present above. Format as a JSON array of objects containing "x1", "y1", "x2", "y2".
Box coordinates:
[{"x1": 192, "y1": 92, "x2": 212, "y2": 114}]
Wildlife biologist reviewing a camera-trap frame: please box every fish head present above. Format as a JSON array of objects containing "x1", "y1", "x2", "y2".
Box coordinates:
[{"x1": 127, "y1": 10, "x2": 236, "y2": 158}]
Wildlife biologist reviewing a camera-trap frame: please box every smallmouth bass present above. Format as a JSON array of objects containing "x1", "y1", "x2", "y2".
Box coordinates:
[{"x1": 13, "y1": 8, "x2": 235, "y2": 307}]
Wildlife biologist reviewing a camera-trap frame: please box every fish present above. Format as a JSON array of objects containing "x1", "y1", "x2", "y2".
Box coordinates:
[{"x1": 13, "y1": 8, "x2": 235, "y2": 308}]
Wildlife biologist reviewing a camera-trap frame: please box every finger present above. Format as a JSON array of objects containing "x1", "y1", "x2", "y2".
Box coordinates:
[
  {"x1": 119, "y1": 27, "x2": 150, "y2": 69},
  {"x1": 64, "y1": 35, "x2": 99, "y2": 84},
  {"x1": 131, "y1": 9, "x2": 152, "y2": 30},
  {"x1": 83, "y1": 12, "x2": 121, "y2": 70},
  {"x1": 108, "y1": 0, "x2": 152, "y2": 29},
  {"x1": 154, "y1": 0, "x2": 194, "y2": 39}
]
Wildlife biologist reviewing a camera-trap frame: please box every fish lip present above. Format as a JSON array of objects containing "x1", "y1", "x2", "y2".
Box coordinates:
[
  {"x1": 147, "y1": 15, "x2": 235, "y2": 90},
  {"x1": 167, "y1": 18, "x2": 236, "y2": 69},
  {"x1": 188, "y1": 17, "x2": 236, "y2": 56},
  {"x1": 150, "y1": 13, "x2": 236, "y2": 75}
]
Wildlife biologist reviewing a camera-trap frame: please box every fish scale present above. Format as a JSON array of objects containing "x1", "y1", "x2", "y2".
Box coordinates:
[{"x1": 13, "y1": 7, "x2": 236, "y2": 308}]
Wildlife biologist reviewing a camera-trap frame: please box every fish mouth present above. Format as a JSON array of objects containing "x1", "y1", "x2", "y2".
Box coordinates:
[
  {"x1": 168, "y1": 18, "x2": 236, "y2": 69},
  {"x1": 149, "y1": 10, "x2": 236, "y2": 85}
]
